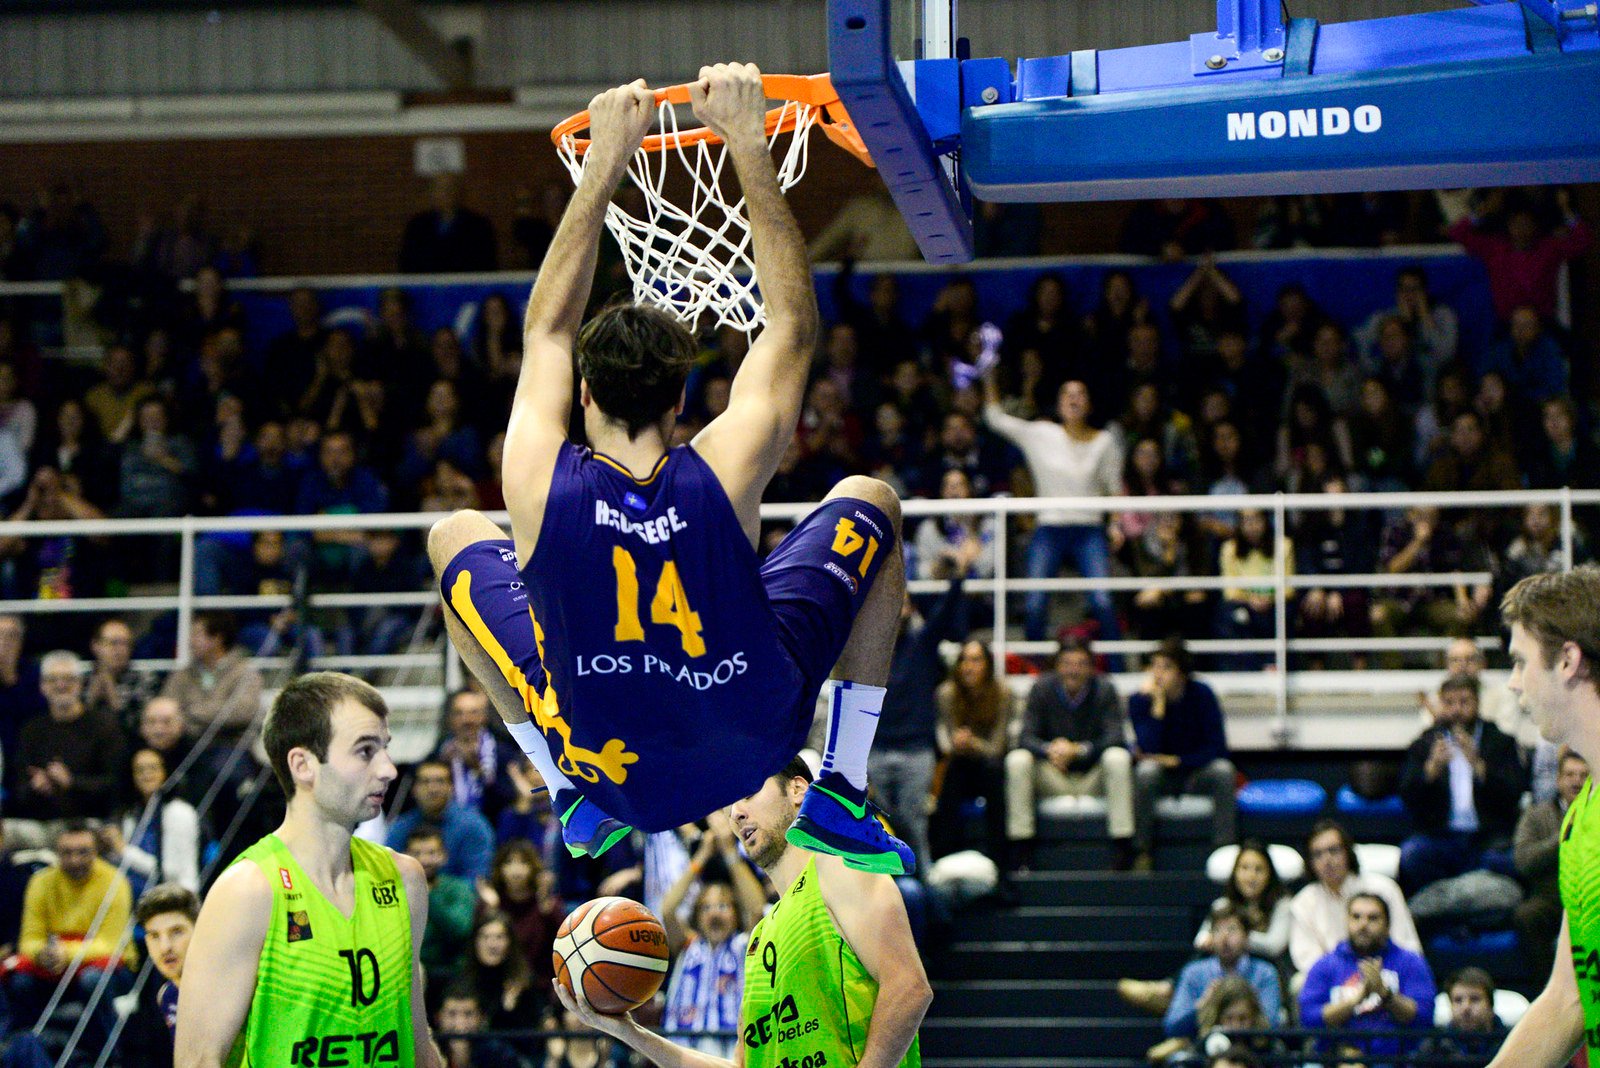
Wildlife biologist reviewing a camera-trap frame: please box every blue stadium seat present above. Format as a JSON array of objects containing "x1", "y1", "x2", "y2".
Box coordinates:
[
  {"x1": 1335, "y1": 785, "x2": 1407, "y2": 816},
  {"x1": 1236, "y1": 779, "x2": 1327, "y2": 816}
]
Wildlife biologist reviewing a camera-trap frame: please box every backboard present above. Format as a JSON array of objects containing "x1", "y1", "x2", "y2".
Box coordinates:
[{"x1": 830, "y1": 0, "x2": 1600, "y2": 265}]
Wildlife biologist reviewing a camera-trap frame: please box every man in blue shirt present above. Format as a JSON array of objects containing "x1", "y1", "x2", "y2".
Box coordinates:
[
  {"x1": 1300, "y1": 892, "x2": 1436, "y2": 1061},
  {"x1": 1128, "y1": 638, "x2": 1236, "y2": 867},
  {"x1": 1164, "y1": 902, "x2": 1281, "y2": 1039},
  {"x1": 387, "y1": 758, "x2": 495, "y2": 881}
]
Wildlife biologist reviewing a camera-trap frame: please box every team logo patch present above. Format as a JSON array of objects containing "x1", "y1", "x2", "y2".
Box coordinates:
[
  {"x1": 371, "y1": 881, "x2": 401, "y2": 908},
  {"x1": 623, "y1": 491, "x2": 648, "y2": 514},
  {"x1": 279, "y1": 868, "x2": 293, "y2": 890},
  {"x1": 286, "y1": 910, "x2": 314, "y2": 942}
]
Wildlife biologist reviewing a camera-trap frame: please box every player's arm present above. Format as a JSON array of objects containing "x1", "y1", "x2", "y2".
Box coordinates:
[
  {"x1": 173, "y1": 863, "x2": 272, "y2": 1068},
  {"x1": 397, "y1": 852, "x2": 446, "y2": 1068},
  {"x1": 688, "y1": 63, "x2": 819, "y2": 540},
  {"x1": 551, "y1": 980, "x2": 741, "y2": 1068},
  {"x1": 503, "y1": 80, "x2": 655, "y2": 555},
  {"x1": 819, "y1": 861, "x2": 933, "y2": 1068},
  {"x1": 1486, "y1": 911, "x2": 1583, "y2": 1067}
]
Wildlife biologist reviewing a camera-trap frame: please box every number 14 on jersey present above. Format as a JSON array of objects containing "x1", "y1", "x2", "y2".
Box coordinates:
[{"x1": 611, "y1": 547, "x2": 706, "y2": 657}]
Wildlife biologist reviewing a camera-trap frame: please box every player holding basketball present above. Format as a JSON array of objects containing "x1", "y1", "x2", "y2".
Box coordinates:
[
  {"x1": 1486, "y1": 566, "x2": 1600, "y2": 1066},
  {"x1": 428, "y1": 63, "x2": 913, "y2": 874},
  {"x1": 174, "y1": 673, "x2": 443, "y2": 1068},
  {"x1": 557, "y1": 756, "x2": 928, "y2": 1068}
]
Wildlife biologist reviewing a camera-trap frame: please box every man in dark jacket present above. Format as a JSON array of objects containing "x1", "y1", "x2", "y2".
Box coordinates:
[
  {"x1": 867, "y1": 552, "x2": 973, "y2": 874},
  {"x1": 1005, "y1": 638, "x2": 1134, "y2": 870},
  {"x1": 1398, "y1": 673, "x2": 1526, "y2": 895}
]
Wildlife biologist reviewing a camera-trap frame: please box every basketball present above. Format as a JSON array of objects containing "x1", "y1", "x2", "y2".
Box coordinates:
[{"x1": 552, "y1": 896, "x2": 670, "y2": 1014}]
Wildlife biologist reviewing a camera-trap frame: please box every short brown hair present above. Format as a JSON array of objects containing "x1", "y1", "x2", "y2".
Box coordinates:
[
  {"x1": 1501, "y1": 566, "x2": 1600, "y2": 682},
  {"x1": 1208, "y1": 900, "x2": 1248, "y2": 933},
  {"x1": 1308, "y1": 819, "x2": 1357, "y2": 873},
  {"x1": 136, "y1": 882, "x2": 200, "y2": 926},
  {"x1": 576, "y1": 304, "x2": 697, "y2": 439},
  {"x1": 1152, "y1": 636, "x2": 1193, "y2": 677},
  {"x1": 1446, "y1": 965, "x2": 1495, "y2": 1000},
  {"x1": 772, "y1": 755, "x2": 814, "y2": 787},
  {"x1": 264, "y1": 672, "x2": 389, "y2": 797},
  {"x1": 1439, "y1": 673, "x2": 1480, "y2": 700}
]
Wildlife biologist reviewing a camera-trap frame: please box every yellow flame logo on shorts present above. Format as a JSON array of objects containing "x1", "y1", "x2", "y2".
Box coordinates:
[{"x1": 449, "y1": 570, "x2": 638, "y2": 785}]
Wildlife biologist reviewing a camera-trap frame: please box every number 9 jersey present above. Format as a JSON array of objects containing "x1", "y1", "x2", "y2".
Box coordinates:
[{"x1": 441, "y1": 442, "x2": 894, "y2": 832}]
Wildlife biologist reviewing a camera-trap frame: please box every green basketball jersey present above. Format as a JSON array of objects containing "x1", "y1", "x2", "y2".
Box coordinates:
[
  {"x1": 223, "y1": 834, "x2": 414, "y2": 1068},
  {"x1": 741, "y1": 857, "x2": 920, "y2": 1068}
]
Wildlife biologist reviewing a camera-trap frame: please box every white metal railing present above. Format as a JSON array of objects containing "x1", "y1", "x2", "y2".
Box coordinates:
[{"x1": 0, "y1": 487, "x2": 1587, "y2": 744}]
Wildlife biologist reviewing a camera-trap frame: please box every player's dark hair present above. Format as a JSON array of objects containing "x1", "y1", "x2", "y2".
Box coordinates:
[
  {"x1": 1348, "y1": 891, "x2": 1390, "y2": 925},
  {"x1": 773, "y1": 755, "x2": 814, "y2": 786},
  {"x1": 264, "y1": 671, "x2": 389, "y2": 798},
  {"x1": 136, "y1": 882, "x2": 200, "y2": 926},
  {"x1": 405, "y1": 823, "x2": 446, "y2": 850},
  {"x1": 576, "y1": 303, "x2": 697, "y2": 439}
]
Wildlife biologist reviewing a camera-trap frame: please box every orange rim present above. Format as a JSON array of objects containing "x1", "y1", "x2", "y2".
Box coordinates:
[{"x1": 551, "y1": 72, "x2": 874, "y2": 168}]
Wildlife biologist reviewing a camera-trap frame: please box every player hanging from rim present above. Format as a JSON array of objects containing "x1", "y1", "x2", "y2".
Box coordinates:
[
  {"x1": 174, "y1": 672, "x2": 443, "y2": 1068},
  {"x1": 555, "y1": 756, "x2": 930, "y2": 1068},
  {"x1": 427, "y1": 63, "x2": 913, "y2": 875},
  {"x1": 1486, "y1": 565, "x2": 1600, "y2": 1066}
]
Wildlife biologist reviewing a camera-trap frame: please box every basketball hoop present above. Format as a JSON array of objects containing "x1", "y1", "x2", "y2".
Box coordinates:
[{"x1": 552, "y1": 74, "x2": 872, "y2": 333}]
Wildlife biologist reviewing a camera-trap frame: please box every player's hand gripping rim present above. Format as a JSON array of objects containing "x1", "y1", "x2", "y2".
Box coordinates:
[
  {"x1": 688, "y1": 61, "x2": 767, "y2": 148},
  {"x1": 585, "y1": 79, "x2": 656, "y2": 177}
]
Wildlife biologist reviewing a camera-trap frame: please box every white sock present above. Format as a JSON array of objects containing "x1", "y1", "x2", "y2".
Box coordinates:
[
  {"x1": 505, "y1": 719, "x2": 577, "y2": 799},
  {"x1": 819, "y1": 681, "x2": 886, "y2": 793}
]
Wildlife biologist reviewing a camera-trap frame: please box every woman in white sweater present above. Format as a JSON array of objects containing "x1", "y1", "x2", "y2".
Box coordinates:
[{"x1": 983, "y1": 372, "x2": 1123, "y2": 645}]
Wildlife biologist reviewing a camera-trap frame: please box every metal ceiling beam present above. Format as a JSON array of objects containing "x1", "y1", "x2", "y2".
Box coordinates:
[{"x1": 356, "y1": 0, "x2": 472, "y2": 91}]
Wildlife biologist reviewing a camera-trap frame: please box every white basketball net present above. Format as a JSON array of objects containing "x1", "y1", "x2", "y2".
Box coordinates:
[{"x1": 556, "y1": 95, "x2": 822, "y2": 334}]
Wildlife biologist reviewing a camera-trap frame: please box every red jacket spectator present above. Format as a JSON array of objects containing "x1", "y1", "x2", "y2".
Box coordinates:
[{"x1": 1448, "y1": 191, "x2": 1591, "y2": 321}]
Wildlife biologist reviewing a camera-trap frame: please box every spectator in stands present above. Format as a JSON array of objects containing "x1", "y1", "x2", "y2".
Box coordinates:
[
  {"x1": 462, "y1": 911, "x2": 542, "y2": 1042},
  {"x1": 222, "y1": 419, "x2": 299, "y2": 516},
  {"x1": 1420, "y1": 636, "x2": 1528, "y2": 750},
  {"x1": 1005, "y1": 638, "x2": 1136, "y2": 871},
  {"x1": 1514, "y1": 749, "x2": 1587, "y2": 980},
  {"x1": 1424, "y1": 410, "x2": 1522, "y2": 503},
  {"x1": 161, "y1": 610, "x2": 263, "y2": 748},
  {"x1": 1120, "y1": 200, "x2": 1236, "y2": 261},
  {"x1": 1526, "y1": 396, "x2": 1600, "y2": 496},
  {"x1": 83, "y1": 617, "x2": 156, "y2": 734},
  {"x1": 112, "y1": 748, "x2": 201, "y2": 896},
  {"x1": 931, "y1": 640, "x2": 1013, "y2": 862},
  {"x1": 399, "y1": 173, "x2": 499, "y2": 274},
  {"x1": 431, "y1": 688, "x2": 522, "y2": 825},
  {"x1": 1355, "y1": 267, "x2": 1460, "y2": 394},
  {"x1": 1299, "y1": 893, "x2": 1435, "y2": 1061},
  {"x1": 1418, "y1": 966, "x2": 1507, "y2": 1067},
  {"x1": 7, "y1": 651, "x2": 127, "y2": 832},
  {"x1": 1165, "y1": 903, "x2": 1284, "y2": 1042},
  {"x1": 0, "y1": 468, "x2": 110, "y2": 611},
  {"x1": 1449, "y1": 187, "x2": 1591, "y2": 322},
  {"x1": 1290, "y1": 820, "x2": 1422, "y2": 981},
  {"x1": 491, "y1": 757, "x2": 555, "y2": 852},
  {"x1": 0, "y1": 615, "x2": 44, "y2": 769},
  {"x1": 1169, "y1": 255, "x2": 1245, "y2": 366},
  {"x1": 1286, "y1": 323, "x2": 1363, "y2": 422},
  {"x1": 82, "y1": 344, "x2": 152, "y2": 443},
  {"x1": 1128, "y1": 512, "x2": 1209, "y2": 641},
  {"x1": 1481, "y1": 305, "x2": 1570, "y2": 416},
  {"x1": 1082, "y1": 270, "x2": 1151, "y2": 365},
  {"x1": 4, "y1": 822, "x2": 136, "y2": 1046},
  {"x1": 1121, "y1": 841, "x2": 1292, "y2": 1021},
  {"x1": 122, "y1": 883, "x2": 197, "y2": 1068},
  {"x1": 1001, "y1": 274, "x2": 1079, "y2": 398},
  {"x1": 660, "y1": 823, "x2": 764, "y2": 1058},
  {"x1": 483, "y1": 839, "x2": 560, "y2": 989},
  {"x1": 1398, "y1": 673, "x2": 1525, "y2": 895},
  {"x1": 403, "y1": 824, "x2": 478, "y2": 986},
  {"x1": 1500, "y1": 504, "x2": 1587, "y2": 609},
  {"x1": 136, "y1": 694, "x2": 191, "y2": 777},
  {"x1": 912, "y1": 469, "x2": 995, "y2": 582},
  {"x1": 116, "y1": 396, "x2": 196, "y2": 521},
  {"x1": 872, "y1": 564, "x2": 973, "y2": 873},
  {"x1": 388, "y1": 759, "x2": 495, "y2": 882},
  {"x1": 983, "y1": 374, "x2": 1122, "y2": 645},
  {"x1": 33, "y1": 398, "x2": 113, "y2": 512},
  {"x1": 295, "y1": 429, "x2": 391, "y2": 581},
  {"x1": 1275, "y1": 385, "x2": 1352, "y2": 489},
  {"x1": 917, "y1": 410, "x2": 1015, "y2": 500},
  {"x1": 396, "y1": 379, "x2": 485, "y2": 500},
  {"x1": 435, "y1": 982, "x2": 522, "y2": 1068},
  {"x1": 261, "y1": 287, "x2": 327, "y2": 419},
  {"x1": 1374, "y1": 505, "x2": 1494, "y2": 640},
  {"x1": 1345, "y1": 375, "x2": 1414, "y2": 494},
  {"x1": 1362, "y1": 315, "x2": 1428, "y2": 416},
  {"x1": 10, "y1": 181, "x2": 105, "y2": 282},
  {"x1": 1128, "y1": 638, "x2": 1236, "y2": 864},
  {"x1": 1215, "y1": 509, "x2": 1291, "y2": 671},
  {"x1": 1295, "y1": 476, "x2": 1376, "y2": 668}
]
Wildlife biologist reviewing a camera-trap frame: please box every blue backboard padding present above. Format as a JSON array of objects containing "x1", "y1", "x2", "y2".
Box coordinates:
[
  {"x1": 916, "y1": 57, "x2": 963, "y2": 143},
  {"x1": 1016, "y1": 55, "x2": 1071, "y2": 100},
  {"x1": 814, "y1": 250, "x2": 1498, "y2": 374},
  {"x1": 828, "y1": 0, "x2": 974, "y2": 262},
  {"x1": 1312, "y1": 3, "x2": 1528, "y2": 74},
  {"x1": 1095, "y1": 39, "x2": 1281, "y2": 94},
  {"x1": 965, "y1": 49, "x2": 1600, "y2": 202}
]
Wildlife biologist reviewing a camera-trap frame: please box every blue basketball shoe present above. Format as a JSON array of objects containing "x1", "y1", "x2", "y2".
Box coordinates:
[
  {"x1": 554, "y1": 788, "x2": 632, "y2": 859},
  {"x1": 785, "y1": 771, "x2": 915, "y2": 875}
]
